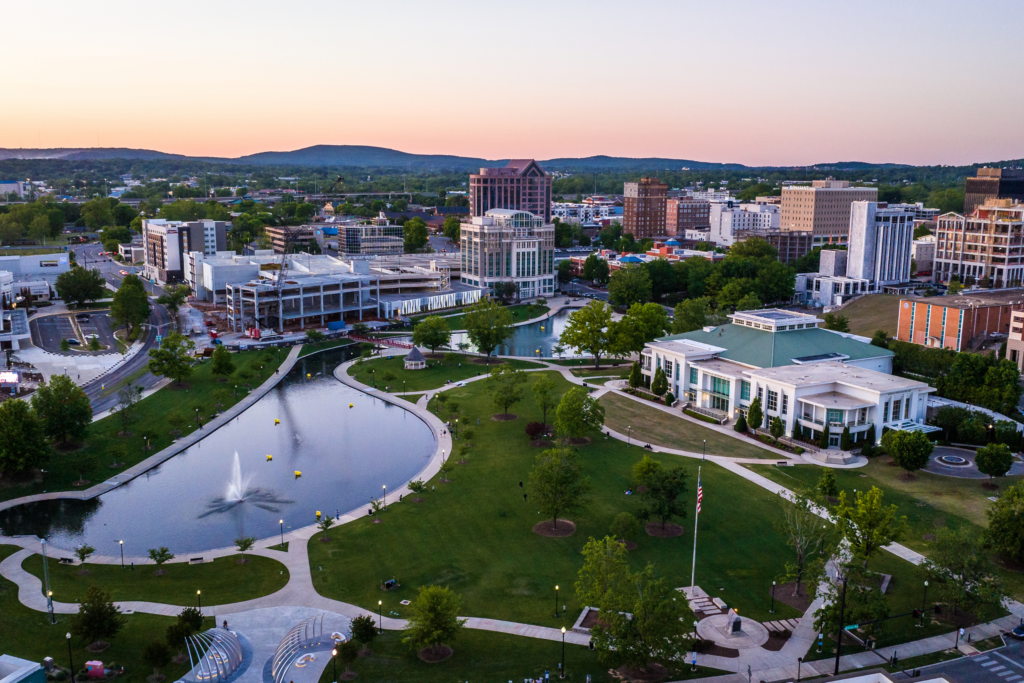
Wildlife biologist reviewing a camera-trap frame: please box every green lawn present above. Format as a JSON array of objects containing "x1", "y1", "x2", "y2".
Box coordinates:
[
  {"x1": 348, "y1": 353, "x2": 545, "y2": 392},
  {"x1": 298, "y1": 338, "x2": 353, "y2": 358},
  {"x1": 840, "y1": 294, "x2": 902, "y2": 337},
  {"x1": 747, "y1": 461, "x2": 1024, "y2": 600},
  {"x1": 423, "y1": 303, "x2": 549, "y2": 331},
  {"x1": 571, "y1": 366, "x2": 630, "y2": 378},
  {"x1": 402, "y1": 393, "x2": 424, "y2": 405},
  {"x1": 599, "y1": 392, "x2": 779, "y2": 459},
  {"x1": 310, "y1": 371, "x2": 804, "y2": 632},
  {"x1": 0, "y1": 346, "x2": 289, "y2": 503},
  {"x1": 22, "y1": 552, "x2": 289, "y2": 606},
  {"x1": 0, "y1": 545, "x2": 203, "y2": 683},
  {"x1": 314, "y1": 629, "x2": 725, "y2": 683}
]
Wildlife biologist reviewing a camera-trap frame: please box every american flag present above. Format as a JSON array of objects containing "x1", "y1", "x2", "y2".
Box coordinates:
[{"x1": 696, "y1": 476, "x2": 703, "y2": 514}]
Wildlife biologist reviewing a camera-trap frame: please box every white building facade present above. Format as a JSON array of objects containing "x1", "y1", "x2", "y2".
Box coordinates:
[
  {"x1": 709, "y1": 201, "x2": 780, "y2": 246},
  {"x1": 847, "y1": 201, "x2": 915, "y2": 287},
  {"x1": 460, "y1": 209, "x2": 556, "y2": 300}
]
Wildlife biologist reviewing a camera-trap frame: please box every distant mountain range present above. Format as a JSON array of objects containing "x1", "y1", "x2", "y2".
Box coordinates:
[{"x1": 0, "y1": 144, "x2": 924, "y2": 171}]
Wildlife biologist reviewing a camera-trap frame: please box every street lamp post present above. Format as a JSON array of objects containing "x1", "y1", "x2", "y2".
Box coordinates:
[
  {"x1": 197, "y1": 590, "x2": 202, "y2": 614},
  {"x1": 66, "y1": 633, "x2": 75, "y2": 683},
  {"x1": 48, "y1": 590, "x2": 55, "y2": 624},
  {"x1": 118, "y1": 540, "x2": 124, "y2": 569},
  {"x1": 770, "y1": 581, "x2": 776, "y2": 613},
  {"x1": 560, "y1": 626, "x2": 566, "y2": 679},
  {"x1": 331, "y1": 648, "x2": 337, "y2": 683},
  {"x1": 378, "y1": 600, "x2": 383, "y2": 633},
  {"x1": 920, "y1": 581, "x2": 928, "y2": 627},
  {"x1": 627, "y1": 425, "x2": 631, "y2": 447},
  {"x1": 554, "y1": 585, "x2": 559, "y2": 617},
  {"x1": 702, "y1": 439, "x2": 706, "y2": 461},
  {"x1": 382, "y1": 485, "x2": 386, "y2": 510},
  {"x1": 279, "y1": 519, "x2": 284, "y2": 547}
]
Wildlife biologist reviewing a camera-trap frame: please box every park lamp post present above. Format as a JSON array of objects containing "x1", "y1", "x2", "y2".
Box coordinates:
[
  {"x1": 279, "y1": 519, "x2": 284, "y2": 547},
  {"x1": 770, "y1": 580, "x2": 776, "y2": 613},
  {"x1": 627, "y1": 426, "x2": 631, "y2": 447},
  {"x1": 919, "y1": 580, "x2": 928, "y2": 627},
  {"x1": 382, "y1": 485, "x2": 386, "y2": 510},
  {"x1": 331, "y1": 648, "x2": 337, "y2": 683},
  {"x1": 48, "y1": 590, "x2": 55, "y2": 624},
  {"x1": 66, "y1": 633, "x2": 74, "y2": 682},
  {"x1": 118, "y1": 540, "x2": 124, "y2": 569},
  {"x1": 197, "y1": 590, "x2": 202, "y2": 614},
  {"x1": 560, "y1": 626, "x2": 566, "y2": 679},
  {"x1": 703, "y1": 439, "x2": 706, "y2": 461},
  {"x1": 378, "y1": 600, "x2": 383, "y2": 633},
  {"x1": 554, "y1": 585, "x2": 559, "y2": 618}
]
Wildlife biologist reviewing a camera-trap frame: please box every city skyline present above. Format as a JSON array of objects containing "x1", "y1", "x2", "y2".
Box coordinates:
[{"x1": 1, "y1": 0, "x2": 1022, "y2": 166}]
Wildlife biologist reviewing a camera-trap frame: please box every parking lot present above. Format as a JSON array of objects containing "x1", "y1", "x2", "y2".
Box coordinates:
[{"x1": 29, "y1": 312, "x2": 118, "y2": 354}]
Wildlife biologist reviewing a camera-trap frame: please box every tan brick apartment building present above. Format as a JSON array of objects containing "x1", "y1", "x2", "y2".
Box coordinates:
[
  {"x1": 896, "y1": 290, "x2": 1024, "y2": 351},
  {"x1": 469, "y1": 159, "x2": 552, "y2": 223},
  {"x1": 665, "y1": 197, "x2": 710, "y2": 237},
  {"x1": 623, "y1": 177, "x2": 668, "y2": 238},
  {"x1": 780, "y1": 179, "x2": 877, "y2": 245},
  {"x1": 933, "y1": 199, "x2": 1024, "y2": 287},
  {"x1": 964, "y1": 167, "x2": 1024, "y2": 215}
]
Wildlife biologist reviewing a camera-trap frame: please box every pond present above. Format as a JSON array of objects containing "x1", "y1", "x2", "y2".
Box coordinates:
[
  {"x1": 449, "y1": 308, "x2": 585, "y2": 359},
  {"x1": 0, "y1": 347, "x2": 436, "y2": 555}
]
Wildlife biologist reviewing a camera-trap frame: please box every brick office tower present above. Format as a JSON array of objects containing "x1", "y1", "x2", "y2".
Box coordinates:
[
  {"x1": 665, "y1": 197, "x2": 711, "y2": 237},
  {"x1": 469, "y1": 159, "x2": 552, "y2": 223},
  {"x1": 964, "y1": 168, "x2": 1024, "y2": 215},
  {"x1": 623, "y1": 177, "x2": 668, "y2": 238},
  {"x1": 780, "y1": 179, "x2": 877, "y2": 246}
]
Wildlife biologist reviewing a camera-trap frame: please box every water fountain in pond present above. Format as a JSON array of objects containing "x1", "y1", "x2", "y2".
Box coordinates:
[{"x1": 200, "y1": 452, "x2": 294, "y2": 518}]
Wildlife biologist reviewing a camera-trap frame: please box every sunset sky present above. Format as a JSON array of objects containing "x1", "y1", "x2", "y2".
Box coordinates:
[{"x1": 2, "y1": 0, "x2": 1022, "y2": 166}]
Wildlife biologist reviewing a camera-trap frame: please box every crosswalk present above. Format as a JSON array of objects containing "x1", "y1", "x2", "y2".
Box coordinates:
[
  {"x1": 975, "y1": 653, "x2": 1023, "y2": 682},
  {"x1": 764, "y1": 619, "x2": 802, "y2": 632}
]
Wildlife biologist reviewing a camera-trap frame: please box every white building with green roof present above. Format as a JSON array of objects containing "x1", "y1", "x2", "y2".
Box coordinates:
[{"x1": 642, "y1": 309, "x2": 935, "y2": 447}]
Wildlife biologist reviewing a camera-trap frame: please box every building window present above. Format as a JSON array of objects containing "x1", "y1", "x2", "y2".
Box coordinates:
[
  {"x1": 741, "y1": 381, "x2": 751, "y2": 401},
  {"x1": 711, "y1": 376, "x2": 730, "y2": 396},
  {"x1": 892, "y1": 399, "x2": 902, "y2": 422},
  {"x1": 859, "y1": 407, "x2": 867, "y2": 423},
  {"x1": 757, "y1": 386, "x2": 763, "y2": 402},
  {"x1": 767, "y1": 390, "x2": 778, "y2": 412},
  {"x1": 905, "y1": 400, "x2": 911, "y2": 420},
  {"x1": 781, "y1": 393, "x2": 788, "y2": 415},
  {"x1": 883, "y1": 400, "x2": 890, "y2": 422},
  {"x1": 664, "y1": 360, "x2": 673, "y2": 377},
  {"x1": 689, "y1": 367, "x2": 697, "y2": 385}
]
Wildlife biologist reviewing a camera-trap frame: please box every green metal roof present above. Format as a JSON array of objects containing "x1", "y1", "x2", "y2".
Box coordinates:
[{"x1": 658, "y1": 324, "x2": 894, "y2": 369}]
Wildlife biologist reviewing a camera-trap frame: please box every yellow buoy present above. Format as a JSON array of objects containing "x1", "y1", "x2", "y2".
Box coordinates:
[
  {"x1": 274, "y1": 419, "x2": 280, "y2": 425},
  {"x1": 294, "y1": 471, "x2": 302, "y2": 478},
  {"x1": 316, "y1": 510, "x2": 321, "y2": 519},
  {"x1": 307, "y1": 373, "x2": 311, "y2": 378},
  {"x1": 349, "y1": 403, "x2": 353, "y2": 408},
  {"x1": 266, "y1": 454, "x2": 273, "y2": 461}
]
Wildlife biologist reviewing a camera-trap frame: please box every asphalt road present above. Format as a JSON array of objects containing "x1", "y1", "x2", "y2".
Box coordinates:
[
  {"x1": 69, "y1": 241, "x2": 164, "y2": 296},
  {"x1": 30, "y1": 314, "x2": 77, "y2": 351},
  {"x1": 916, "y1": 644, "x2": 1024, "y2": 683}
]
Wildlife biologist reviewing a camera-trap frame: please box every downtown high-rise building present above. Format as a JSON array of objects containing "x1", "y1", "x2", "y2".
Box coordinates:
[
  {"x1": 469, "y1": 159, "x2": 552, "y2": 223},
  {"x1": 623, "y1": 177, "x2": 668, "y2": 238},
  {"x1": 780, "y1": 179, "x2": 877, "y2": 245},
  {"x1": 964, "y1": 167, "x2": 1024, "y2": 215}
]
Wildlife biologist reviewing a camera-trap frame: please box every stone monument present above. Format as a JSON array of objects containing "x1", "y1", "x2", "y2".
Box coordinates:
[{"x1": 728, "y1": 608, "x2": 742, "y2": 634}]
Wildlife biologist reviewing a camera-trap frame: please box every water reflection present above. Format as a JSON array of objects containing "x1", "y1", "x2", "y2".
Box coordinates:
[
  {"x1": 450, "y1": 308, "x2": 584, "y2": 358},
  {"x1": 0, "y1": 347, "x2": 435, "y2": 554}
]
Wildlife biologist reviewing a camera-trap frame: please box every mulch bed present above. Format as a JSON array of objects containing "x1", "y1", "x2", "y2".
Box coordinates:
[
  {"x1": 995, "y1": 554, "x2": 1024, "y2": 572},
  {"x1": 580, "y1": 610, "x2": 606, "y2": 630},
  {"x1": 417, "y1": 645, "x2": 454, "y2": 662},
  {"x1": 373, "y1": 518, "x2": 382, "y2": 523},
  {"x1": 645, "y1": 522, "x2": 683, "y2": 538},
  {"x1": 533, "y1": 519, "x2": 577, "y2": 537},
  {"x1": 77, "y1": 569, "x2": 91, "y2": 576},
  {"x1": 319, "y1": 537, "x2": 332, "y2": 542},
  {"x1": 147, "y1": 674, "x2": 166, "y2": 683},
  {"x1": 358, "y1": 647, "x2": 372, "y2": 658},
  {"x1": 982, "y1": 482, "x2": 999, "y2": 490},
  {"x1": 340, "y1": 671, "x2": 357, "y2": 680},
  {"x1": 167, "y1": 383, "x2": 193, "y2": 391},
  {"x1": 772, "y1": 581, "x2": 814, "y2": 612},
  {"x1": 899, "y1": 472, "x2": 918, "y2": 481},
  {"x1": 108, "y1": 462, "x2": 124, "y2": 469},
  {"x1": 530, "y1": 440, "x2": 555, "y2": 448},
  {"x1": 412, "y1": 497, "x2": 425, "y2": 503},
  {"x1": 707, "y1": 644, "x2": 740, "y2": 658},
  {"x1": 613, "y1": 662, "x2": 669, "y2": 682},
  {"x1": 569, "y1": 437, "x2": 591, "y2": 445},
  {"x1": 762, "y1": 630, "x2": 792, "y2": 652},
  {"x1": 117, "y1": 431, "x2": 134, "y2": 437},
  {"x1": 491, "y1": 414, "x2": 518, "y2": 421},
  {"x1": 72, "y1": 479, "x2": 90, "y2": 487},
  {"x1": 236, "y1": 558, "x2": 250, "y2": 563},
  {"x1": 457, "y1": 459, "x2": 468, "y2": 465},
  {"x1": 439, "y1": 478, "x2": 452, "y2": 484},
  {"x1": 153, "y1": 569, "x2": 167, "y2": 576},
  {"x1": 936, "y1": 606, "x2": 980, "y2": 629},
  {"x1": 86, "y1": 641, "x2": 111, "y2": 653},
  {"x1": 636, "y1": 485, "x2": 648, "y2": 493},
  {"x1": 923, "y1": 534, "x2": 936, "y2": 541},
  {"x1": 621, "y1": 540, "x2": 638, "y2": 551}
]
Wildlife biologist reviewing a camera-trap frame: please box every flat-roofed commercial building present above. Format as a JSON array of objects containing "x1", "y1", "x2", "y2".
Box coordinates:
[
  {"x1": 734, "y1": 229, "x2": 815, "y2": 263},
  {"x1": 460, "y1": 209, "x2": 556, "y2": 300},
  {"x1": 964, "y1": 167, "x2": 1024, "y2": 215},
  {"x1": 142, "y1": 219, "x2": 227, "y2": 283},
  {"x1": 340, "y1": 224, "x2": 404, "y2": 256},
  {"x1": 665, "y1": 197, "x2": 710, "y2": 237},
  {"x1": 933, "y1": 199, "x2": 1024, "y2": 288},
  {"x1": 780, "y1": 179, "x2": 877, "y2": 245},
  {"x1": 469, "y1": 159, "x2": 551, "y2": 223},
  {"x1": 623, "y1": 178, "x2": 668, "y2": 238},
  {"x1": 896, "y1": 289, "x2": 1024, "y2": 351}
]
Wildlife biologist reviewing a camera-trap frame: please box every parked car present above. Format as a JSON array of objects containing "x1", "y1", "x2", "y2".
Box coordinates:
[
  {"x1": 1010, "y1": 624, "x2": 1024, "y2": 640},
  {"x1": 65, "y1": 338, "x2": 80, "y2": 346}
]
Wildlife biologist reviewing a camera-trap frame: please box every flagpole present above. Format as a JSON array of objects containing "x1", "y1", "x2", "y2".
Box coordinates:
[{"x1": 690, "y1": 465, "x2": 701, "y2": 596}]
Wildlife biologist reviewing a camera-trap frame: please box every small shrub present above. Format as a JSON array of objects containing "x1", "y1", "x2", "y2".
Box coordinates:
[
  {"x1": 664, "y1": 392, "x2": 675, "y2": 406},
  {"x1": 684, "y1": 409, "x2": 721, "y2": 425},
  {"x1": 734, "y1": 413, "x2": 748, "y2": 432},
  {"x1": 793, "y1": 446, "x2": 805, "y2": 455},
  {"x1": 525, "y1": 422, "x2": 546, "y2": 440}
]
